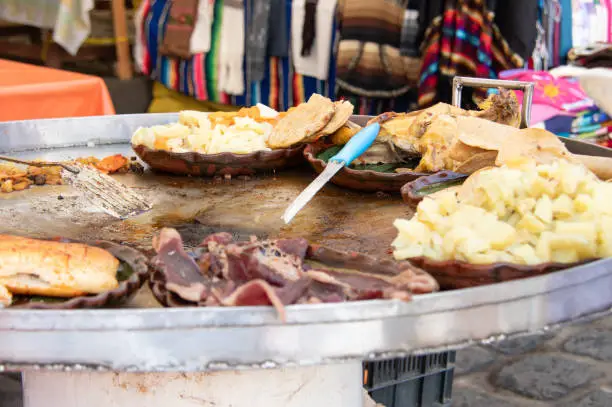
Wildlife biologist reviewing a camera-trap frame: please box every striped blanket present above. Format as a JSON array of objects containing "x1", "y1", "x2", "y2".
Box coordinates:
[
  {"x1": 135, "y1": 0, "x2": 336, "y2": 109},
  {"x1": 418, "y1": 0, "x2": 524, "y2": 107}
]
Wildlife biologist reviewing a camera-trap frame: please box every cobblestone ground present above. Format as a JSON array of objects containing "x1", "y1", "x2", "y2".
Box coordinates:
[
  {"x1": 2, "y1": 315, "x2": 611, "y2": 407},
  {"x1": 452, "y1": 314, "x2": 612, "y2": 407}
]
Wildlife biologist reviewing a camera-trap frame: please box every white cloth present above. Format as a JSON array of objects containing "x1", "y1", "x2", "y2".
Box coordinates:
[
  {"x1": 133, "y1": 0, "x2": 147, "y2": 73},
  {"x1": 190, "y1": 0, "x2": 214, "y2": 54},
  {"x1": 291, "y1": 0, "x2": 337, "y2": 81},
  {"x1": 218, "y1": 0, "x2": 245, "y2": 95},
  {"x1": 0, "y1": 0, "x2": 94, "y2": 56}
]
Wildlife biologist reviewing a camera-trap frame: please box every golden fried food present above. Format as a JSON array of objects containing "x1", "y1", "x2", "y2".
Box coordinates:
[
  {"x1": 314, "y1": 100, "x2": 355, "y2": 139},
  {"x1": 0, "y1": 235, "x2": 119, "y2": 298},
  {"x1": 267, "y1": 94, "x2": 335, "y2": 148},
  {"x1": 0, "y1": 164, "x2": 60, "y2": 194},
  {"x1": 75, "y1": 154, "x2": 131, "y2": 174},
  {"x1": 413, "y1": 115, "x2": 458, "y2": 172},
  {"x1": 0, "y1": 154, "x2": 135, "y2": 194},
  {"x1": 330, "y1": 121, "x2": 361, "y2": 145},
  {"x1": 355, "y1": 90, "x2": 523, "y2": 172}
]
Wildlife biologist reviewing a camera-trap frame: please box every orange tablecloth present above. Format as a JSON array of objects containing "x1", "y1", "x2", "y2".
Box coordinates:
[{"x1": 0, "y1": 59, "x2": 115, "y2": 122}]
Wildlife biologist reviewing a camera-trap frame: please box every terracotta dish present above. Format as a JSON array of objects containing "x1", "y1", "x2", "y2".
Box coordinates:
[
  {"x1": 400, "y1": 171, "x2": 468, "y2": 207},
  {"x1": 133, "y1": 144, "x2": 305, "y2": 177},
  {"x1": 408, "y1": 256, "x2": 595, "y2": 290},
  {"x1": 304, "y1": 142, "x2": 428, "y2": 192}
]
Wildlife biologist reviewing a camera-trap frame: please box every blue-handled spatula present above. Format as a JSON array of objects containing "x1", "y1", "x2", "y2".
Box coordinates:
[{"x1": 282, "y1": 122, "x2": 381, "y2": 224}]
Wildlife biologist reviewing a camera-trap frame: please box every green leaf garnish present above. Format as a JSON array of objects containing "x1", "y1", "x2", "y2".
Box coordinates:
[{"x1": 316, "y1": 146, "x2": 405, "y2": 173}]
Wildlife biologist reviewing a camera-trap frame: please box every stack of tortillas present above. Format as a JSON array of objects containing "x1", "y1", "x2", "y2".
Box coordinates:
[
  {"x1": 449, "y1": 116, "x2": 612, "y2": 180},
  {"x1": 267, "y1": 94, "x2": 355, "y2": 148}
]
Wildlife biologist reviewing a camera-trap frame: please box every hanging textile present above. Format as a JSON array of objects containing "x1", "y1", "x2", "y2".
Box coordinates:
[
  {"x1": 559, "y1": 0, "x2": 573, "y2": 63},
  {"x1": 335, "y1": 0, "x2": 415, "y2": 98},
  {"x1": 417, "y1": 0, "x2": 524, "y2": 108},
  {"x1": 291, "y1": 0, "x2": 337, "y2": 80},
  {"x1": 333, "y1": 0, "x2": 420, "y2": 114},
  {"x1": 159, "y1": 0, "x2": 200, "y2": 59},
  {"x1": 135, "y1": 0, "x2": 337, "y2": 110}
]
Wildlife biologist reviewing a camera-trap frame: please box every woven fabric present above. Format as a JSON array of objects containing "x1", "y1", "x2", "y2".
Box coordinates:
[
  {"x1": 418, "y1": 0, "x2": 524, "y2": 107},
  {"x1": 136, "y1": 0, "x2": 337, "y2": 109}
]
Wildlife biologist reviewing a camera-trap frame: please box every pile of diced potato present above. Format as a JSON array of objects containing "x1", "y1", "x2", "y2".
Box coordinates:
[{"x1": 392, "y1": 160, "x2": 612, "y2": 265}]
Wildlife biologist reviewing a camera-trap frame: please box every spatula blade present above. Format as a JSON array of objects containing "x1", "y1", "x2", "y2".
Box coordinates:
[
  {"x1": 282, "y1": 160, "x2": 343, "y2": 224},
  {"x1": 282, "y1": 123, "x2": 381, "y2": 224},
  {"x1": 61, "y1": 164, "x2": 152, "y2": 219}
]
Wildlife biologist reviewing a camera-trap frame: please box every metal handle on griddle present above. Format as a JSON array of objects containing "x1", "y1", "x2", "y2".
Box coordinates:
[{"x1": 451, "y1": 76, "x2": 535, "y2": 129}]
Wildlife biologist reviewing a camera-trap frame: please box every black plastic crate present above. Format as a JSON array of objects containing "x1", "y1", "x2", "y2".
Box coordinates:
[{"x1": 364, "y1": 351, "x2": 455, "y2": 407}]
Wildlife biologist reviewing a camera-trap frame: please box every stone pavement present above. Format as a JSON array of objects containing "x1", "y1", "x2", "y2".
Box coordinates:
[
  {"x1": 2, "y1": 315, "x2": 612, "y2": 407},
  {"x1": 452, "y1": 313, "x2": 612, "y2": 407}
]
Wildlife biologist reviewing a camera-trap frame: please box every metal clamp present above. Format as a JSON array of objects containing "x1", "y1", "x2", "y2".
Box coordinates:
[{"x1": 452, "y1": 76, "x2": 535, "y2": 129}]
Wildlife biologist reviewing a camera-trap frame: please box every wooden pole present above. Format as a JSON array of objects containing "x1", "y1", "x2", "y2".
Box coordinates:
[{"x1": 111, "y1": 0, "x2": 133, "y2": 80}]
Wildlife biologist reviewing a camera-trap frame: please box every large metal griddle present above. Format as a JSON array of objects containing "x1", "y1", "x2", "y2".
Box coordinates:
[
  {"x1": 1, "y1": 114, "x2": 612, "y2": 407},
  {"x1": 0, "y1": 113, "x2": 611, "y2": 369}
]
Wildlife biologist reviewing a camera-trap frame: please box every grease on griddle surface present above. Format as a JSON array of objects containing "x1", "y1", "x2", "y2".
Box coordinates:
[{"x1": 0, "y1": 167, "x2": 413, "y2": 258}]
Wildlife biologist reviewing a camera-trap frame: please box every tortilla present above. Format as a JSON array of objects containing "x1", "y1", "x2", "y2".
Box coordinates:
[
  {"x1": 575, "y1": 154, "x2": 612, "y2": 180},
  {"x1": 455, "y1": 116, "x2": 520, "y2": 151},
  {"x1": 454, "y1": 150, "x2": 498, "y2": 174},
  {"x1": 495, "y1": 128, "x2": 577, "y2": 166},
  {"x1": 314, "y1": 100, "x2": 355, "y2": 139},
  {"x1": 448, "y1": 139, "x2": 490, "y2": 163},
  {"x1": 267, "y1": 94, "x2": 335, "y2": 148}
]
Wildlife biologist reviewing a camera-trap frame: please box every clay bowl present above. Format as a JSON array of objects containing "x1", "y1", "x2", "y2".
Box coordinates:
[
  {"x1": 133, "y1": 144, "x2": 306, "y2": 177},
  {"x1": 304, "y1": 142, "x2": 429, "y2": 192},
  {"x1": 407, "y1": 256, "x2": 595, "y2": 290},
  {"x1": 11, "y1": 240, "x2": 149, "y2": 309}
]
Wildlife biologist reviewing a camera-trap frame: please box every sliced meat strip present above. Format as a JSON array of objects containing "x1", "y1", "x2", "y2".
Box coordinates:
[
  {"x1": 389, "y1": 263, "x2": 440, "y2": 294},
  {"x1": 213, "y1": 239, "x2": 307, "y2": 285},
  {"x1": 166, "y1": 281, "x2": 208, "y2": 303},
  {"x1": 276, "y1": 277, "x2": 313, "y2": 304},
  {"x1": 152, "y1": 228, "x2": 208, "y2": 302},
  {"x1": 200, "y1": 232, "x2": 234, "y2": 247},
  {"x1": 305, "y1": 269, "x2": 412, "y2": 301},
  {"x1": 275, "y1": 238, "x2": 309, "y2": 259},
  {"x1": 221, "y1": 279, "x2": 289, "y2": 321},
  {"x1": 306, "y1": 279, "x2": 346, "y2": 303}
]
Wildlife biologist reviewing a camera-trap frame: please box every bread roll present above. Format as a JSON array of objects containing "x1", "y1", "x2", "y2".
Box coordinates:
[
  {"x1": 0, "y1": 284, "x2": 11, "y2": 306},
  {"x1": 0, "y1": 235, "x2": 119, "y2": 297}
]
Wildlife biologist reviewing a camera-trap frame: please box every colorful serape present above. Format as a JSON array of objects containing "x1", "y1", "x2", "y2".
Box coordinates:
[{"x1": 418, "y1": 0, "x2": 524, "y2": 107}]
